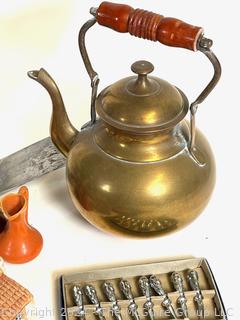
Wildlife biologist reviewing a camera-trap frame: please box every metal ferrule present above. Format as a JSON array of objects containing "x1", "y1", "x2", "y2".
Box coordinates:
[{"x1": 90, "y1": 7, "x2": 98, "y2": 17}]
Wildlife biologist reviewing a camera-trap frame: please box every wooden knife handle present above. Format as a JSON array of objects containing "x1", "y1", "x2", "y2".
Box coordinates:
[{"x1": 96, "y1": 2, "x2": 203, "y2": 51}]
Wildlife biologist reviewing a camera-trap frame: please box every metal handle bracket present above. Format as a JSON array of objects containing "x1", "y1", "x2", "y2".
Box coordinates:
[
  {"x1": 78, "y1": 8, "x2": 221, "y2": 150},
  {"x1": 189, "y1": 36, "x2": 222, "y2": 153},
  {"x1": 78, "y1": 17, "x2": 99, "y2": 129}
]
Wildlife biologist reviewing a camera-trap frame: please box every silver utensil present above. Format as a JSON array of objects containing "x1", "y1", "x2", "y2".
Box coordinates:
[
  {"x1": 103, "y1": 282, "x2": 122, "y2": 320},
  {"x1": 73, "y1": 285, "x2": 86, "y2": 320},
  {"x1": 85, "y1": 284, "x2": 106, "y2": 320},
  {"x1": 171, "y1": 272, "x2": 188, "y2": 319},
  {"x1": 119, "y1": 279, "x2": 140, "y2": 320},
  {"x1": 188, "y1": 270, "x2": 204, "y2": 319},
  {"x1": 149, "y1": 275, "x2": 177, "y2": 319},
  {"x1": 139, "y1": 276, "x2": 155, "y2": 320}
]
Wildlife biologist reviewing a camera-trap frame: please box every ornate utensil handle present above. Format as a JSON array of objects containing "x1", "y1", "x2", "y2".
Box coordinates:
[
  {"x1": 73, "y1": 285, "x2": 86, "y2": 320},
  {"x1": 103, "y1": 282, "x2": 122, "y2": 320},
  {"x1": 119, "y1": 280, "x2": 140, "y2": 320},
  {"x1": 188, "y1": 270, "x2": 201, "y2": 292},
  {"x1": 85, "y1": 285, "x2": 106, "y2": 320},
  {"x1": 188, "y1": 270, "x2": 204, "y2": 319},
  {"x1": 119, "y1": 280, "x2": 134, "y2": 301},
  {"x1": 171, "y1": 272, "x2": 189, "y2": 319},
  {"x1": 139, "y1": 277, "x2": 155, "y2": 320},
  {"x1": 149, "y1": 275, "x2": 177, "y2": 319},
  {"x1": 85, "y1": 284, "x2": 99, "y2": 305},
  {"x1": 103, "y1": 282, "x2": 117, "y2": 303},
  {"x1": 79, "y1": 1, "x2": 221, "y2": 155}
]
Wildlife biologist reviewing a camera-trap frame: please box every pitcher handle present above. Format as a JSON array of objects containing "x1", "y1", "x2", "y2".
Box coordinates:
[
  {"x1": 18, "y1": 186, "x2": 29, "y2": 201},
  {"x1": 78, "y1": 2, "x2": 221, "y2": 153}
]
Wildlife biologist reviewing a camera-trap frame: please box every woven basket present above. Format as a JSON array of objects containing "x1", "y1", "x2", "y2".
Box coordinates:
[{"x1": 0, "y1": 270, "x2": 32, "y2": 320}]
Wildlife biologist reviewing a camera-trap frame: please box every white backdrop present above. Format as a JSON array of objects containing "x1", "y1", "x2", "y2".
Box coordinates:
[{"x1": 0, "y1": 1, "x2": 239, "y2": 319}]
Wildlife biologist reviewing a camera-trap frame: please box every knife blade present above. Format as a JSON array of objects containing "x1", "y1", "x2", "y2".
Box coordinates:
[
  {"x1": 103, "y1": 282, "x2": 122, "y2": 320},
  {"x1": 139, "y1": 276, "x2": 155, "y2": 320},
  {"x1": 149, "y1": 275, "x2": 177, "y2": 319},
  {"x1": 0, "y1": 137, "x2": 65, "y2": 195},
  {"x1": 120, "y1": 279, "x2": 140, "y2": 320},
  {"x1": 187, "y1": 270, "x2": 204, "y2": 319},
  {"x1": 85, "y1": 284, "x2": 106, "y2": 320}
]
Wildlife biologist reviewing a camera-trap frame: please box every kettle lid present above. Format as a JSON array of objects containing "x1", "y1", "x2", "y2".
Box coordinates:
[{"x1": 96, "y1": 60, "x2": 189, "y2": 133}]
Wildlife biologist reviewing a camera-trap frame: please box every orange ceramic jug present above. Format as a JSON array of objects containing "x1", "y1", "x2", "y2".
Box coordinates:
[{"x1": 0, "y1": 186, "x2": 43, "y2": 264}]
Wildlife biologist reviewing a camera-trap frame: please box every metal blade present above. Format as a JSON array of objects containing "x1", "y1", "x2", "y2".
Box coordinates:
[
  {"x1": 129, "y1": 308, "x2": 140, "y2": 320},
  {"x1": 0, "y1": 137, "x2": 65, "y2": 195},
  {"x1": 96, "y1": 313, "x2": 106, "y2": 320},
  {"x1": 168, "y1": 306, "x2": 177, "y2": 319},
  {"x1": 179, "y1": 300, "x2": 189, "y2": 319},
  {"x1": 146, "y1": 308, "x2": 155, "y2": 320},
  {"x1": 195, "y1": 299, "x2": 204, "y2": 319},
  {"x1": 162, "y1": 295, "x2": 178, "y2": 319},
  {"x1": 162, "y1": 299, "x2": 177, "y2": 319},
  {"x1": 112, "y1": 312, "x2": 123, "y2": 320}
]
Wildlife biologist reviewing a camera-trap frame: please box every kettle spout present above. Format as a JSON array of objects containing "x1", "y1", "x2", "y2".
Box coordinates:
[{"x1": 28, "y1": 69, "x2": 78, "y2": 157}]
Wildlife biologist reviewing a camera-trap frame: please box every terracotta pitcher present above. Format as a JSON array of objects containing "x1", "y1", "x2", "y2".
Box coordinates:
[{"x1": 0, "y1": 186, "x2": 43, "y2": 264}]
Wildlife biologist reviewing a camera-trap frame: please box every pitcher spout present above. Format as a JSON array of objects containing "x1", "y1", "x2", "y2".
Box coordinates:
[{"x1": 28, "y1": 68, "x2": 78, "y2": 157}]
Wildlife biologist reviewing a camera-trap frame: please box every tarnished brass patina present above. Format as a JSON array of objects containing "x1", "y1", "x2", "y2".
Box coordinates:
[
  {"x1": 28, "y1": 8, "x2": 221, "y2": 238},
  {"x1": 28, "y1": 60, "x2": 215, "y2": 238}
]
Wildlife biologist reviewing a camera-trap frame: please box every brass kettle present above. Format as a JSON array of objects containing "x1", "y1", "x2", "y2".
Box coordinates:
[{"x1": 28, "y1": 2, "x2": 221, "y2": 238}]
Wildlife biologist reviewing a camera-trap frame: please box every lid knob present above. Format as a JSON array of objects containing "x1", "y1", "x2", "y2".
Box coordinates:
[
  {"x1": 127, "y1": 60, "x2": 158, "y2": 95},
  {"x1": 131, "y1": 60, "x2": 154, "y2": 76}
]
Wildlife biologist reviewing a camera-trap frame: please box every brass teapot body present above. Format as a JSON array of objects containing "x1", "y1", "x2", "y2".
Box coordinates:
[
  {"x1": 28, "y1": 3, "x2": 221, "y2": 238},
  {"x1": 69, "y1": 121, "x2": 215, "y2": 237}
]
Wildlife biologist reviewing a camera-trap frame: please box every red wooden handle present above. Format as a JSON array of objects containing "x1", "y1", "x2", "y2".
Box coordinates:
[{"x1": 96, "y1": 2, "x2": 203, "y2": 51}]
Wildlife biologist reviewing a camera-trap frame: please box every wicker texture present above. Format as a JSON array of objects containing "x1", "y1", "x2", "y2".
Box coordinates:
[{"x1": 0, "y1": 272, "x2": 32, "y2": 320}]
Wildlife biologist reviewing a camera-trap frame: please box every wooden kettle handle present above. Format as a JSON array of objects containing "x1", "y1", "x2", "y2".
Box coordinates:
[{"x1": 95, "y1": 1, "x2": 203, "y2": 51}]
